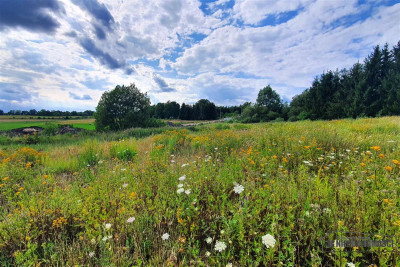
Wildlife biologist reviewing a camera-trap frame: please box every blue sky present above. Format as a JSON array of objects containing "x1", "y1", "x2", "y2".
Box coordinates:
[{"x1": 0, "y1": 0, "x2": 399, "y2": 111}]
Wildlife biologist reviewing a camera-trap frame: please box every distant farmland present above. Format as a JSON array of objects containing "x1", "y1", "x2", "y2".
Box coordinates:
[{"x1": 0, "y1": 116, "x2": 95, "y2": 131}]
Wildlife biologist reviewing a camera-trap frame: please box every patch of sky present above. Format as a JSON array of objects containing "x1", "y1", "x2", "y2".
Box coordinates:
[
  {"x1": 81, "y1": 78, "x2": 111, "y2": 90},
  {"x1": 218, "y1": 71, "x2": 267, "y2": 79},
  {"x1": 199, "y1": 0, "x2": 234, "y2": 16},
  {"x1": 81, "y1": 55, "x2": 94, "y2": 63},
  {"x1": 326, "y1": 0, "x2": 399, "y2": 31},
  {"x1": 28, "y1": 40, "x2": 44, "y2": 44},
  {"x1": 257, "y1": 10, "x2": 300, "y2": 27},
  {"x1": 188, "y1": 33, "x2": 207, "y2": 43},
  {"x1": 70, "y1": 64, "x2": 95, "y2": 71},
  {"x1": 128, "y1": 58, "x2": 160, "y2": 69}
]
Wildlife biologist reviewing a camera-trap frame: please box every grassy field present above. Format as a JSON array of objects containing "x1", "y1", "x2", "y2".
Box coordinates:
[
  {"x1": 0, "y1": 118, "x2": 95, "y2": 131},
  {"x1": 1, "y1": 117, "x2": 400, "y2": 266}
]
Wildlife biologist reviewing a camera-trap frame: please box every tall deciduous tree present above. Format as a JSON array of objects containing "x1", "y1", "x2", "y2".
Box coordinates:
[
  {"x1": 256, "y1": 85, "x2": 283, "y2": 113},
  {"x1": 94, "y1": 83, "x2": 150, "y2": 131}
]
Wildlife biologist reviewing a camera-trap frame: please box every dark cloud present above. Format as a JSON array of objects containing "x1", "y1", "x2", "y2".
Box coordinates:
[
  {"x1": 159, "y1": 0, "x2": 182, "y2": 29},
  {"x1": 72, "y1": 0, "x2": 114, "y2": 29},
  {"x1": 93, "y1": 24, "x2": 106, "y2": 39},
  {"x1": 153, "y1": 74, "x2": 176, "y2": 92},
  {"x1": 69, "y1": 92, "x2": 92, "y2": 100},
  {"x1": 65, "y1": 31, "x2": 77, "y2": 37},
  {"x1": 0, "y1": 0, "x2": 64, "y2": 33},
  {"x1": 0, "y1": 82, "x2": 38, "y2": 101},
  {"x1": 79, "y1": 37, "x2": 123, "y2": 69}
]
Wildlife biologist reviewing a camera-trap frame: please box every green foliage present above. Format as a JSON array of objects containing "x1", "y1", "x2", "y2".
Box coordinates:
[
  {"x1": 109, "y1": 139, "x2": 137, "y2": 161},
  {"x1": 256, "y1": 85, "x2": 283, "y2": 113},
  {"x1": 291, "y1": 41, "x2": 400, "y2": 120},
  {"x1": 42, "y1": 123, "x2": 59, "y2": 136},
  {"x1": 95, "y1": 83, "x2": 151, "y2": 131},
  {"x1": 193, "y1": 99, "x2": 217, "y2": 120},
  {"x1": 79, "y1": 139, "x2": 102, "y2": 167},
  {"x1": 2, "y1": 114, "x2": 400, "y2": 266}
]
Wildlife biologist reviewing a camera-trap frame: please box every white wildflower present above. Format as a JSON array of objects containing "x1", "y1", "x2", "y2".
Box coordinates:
[
  {"x1": 205, "y1": 237, "x2": 213, "y2": 244},
  {"x1": 205, "y1": 251, "x2": 211, "y2": 257},
  {"x1": 89, "y1": 251, "x2": 95, "y2": 258},
  {"x1": 181, "y1": 163, "x2": 188, "y2": 167},
  {"x1": 90, "y1": 238, "x2": 96, "y2": 244},
  {"x1": 323, "y1": 208, "x2": 331, "y2": 214},
  {"x1": 226, "y1": 263, "x2": 232, "y2": 267},
  {"x1": 178, "y1": 184, "x2": 184, "y2": 188},
  {"x1": 104, "y1": 223, "x2": 112, "y2": 230},
  {"x1": 171, "y1": 160, "x2": 175, "y2": 163},
  {"x1": 127, "y1": 217, "x2": 135, "y2": 223},
  {"x1": 233, "y1": 184, "x2": 244, "y2": 194},
  {"x1": 214, "y1": 241, "x2": 227, "y2": 252},
  {"x1": 262, "y1": 234, "x2": 276, "y2": 248},
  {"x1": 122, "y1": 183, "x2": 128, "y2": 188},
  {"x1": 178, "y1": 175, "x2": 186, "y2": 181},
  {"x1": 121, "y1": 168, "x2": 126, "y2": 171},
  {"x1": 161, "y1": 233, "x2": 170, "y2": 241},
  {"x1": 347, "y1": 263, "x2": 355, "y2": 267},
  {"x1": 102, "y1": 235, "x2": 112, "y2": 242},
  {"x1": 185, "y1": 189, "x2": 191, "y2": 195},
  {"x1": 177, "y1": 188, "x2": 185, "y2": 194}
]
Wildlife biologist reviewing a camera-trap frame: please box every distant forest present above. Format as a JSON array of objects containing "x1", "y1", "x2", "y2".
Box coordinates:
[{"x1": 2, "y1": 41, "x2": 399, "y2": 122}]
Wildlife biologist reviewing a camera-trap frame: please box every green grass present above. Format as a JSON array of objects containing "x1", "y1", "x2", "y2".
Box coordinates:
[
  {"x1": 0, "y1": 118, "x2": 95, "y2": 131},
  {"x1": 71, "y1": 123, "x2": 95, "y2": 130},
  {"x1": 0, "y1": 121, "x2": 51, "y2": 130},
  {"x1": 1, "y1": 117, "x2": 400, "y2": 266}
]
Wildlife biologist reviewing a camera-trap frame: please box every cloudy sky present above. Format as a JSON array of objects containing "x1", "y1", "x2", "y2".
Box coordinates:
[{"x1": 0, "y1": 0, "x2": 399, "y2": 111}]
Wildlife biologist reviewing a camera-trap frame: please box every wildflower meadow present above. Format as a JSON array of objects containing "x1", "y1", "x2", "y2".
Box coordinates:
[{"x1": 1, "y1": 117, "x2": 400, "y2": 266}]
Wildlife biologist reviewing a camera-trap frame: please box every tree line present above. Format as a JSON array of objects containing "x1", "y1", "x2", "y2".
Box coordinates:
[
  {"x1": 148, "y1": 100, "x2": 241, "y2": 121},
  {"x1": 288, "y1": 41, "x2": 400, "y2": 120},
  {"x1": 4, "y1": 40, "x2": 400, "y2": 131},
  {"x1": 0, "y1": 109, "x2": 94, "y2": 117}
]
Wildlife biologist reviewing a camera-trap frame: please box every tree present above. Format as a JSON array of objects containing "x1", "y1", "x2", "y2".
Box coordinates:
[
  {"x1": 179, "y1": 103, "x2": 192, "y2": 120},
  {"x1": 164, "y1": 101, "x2": 180, "y2": 119},
  {"x1": 193, "y1": 99, "x2": 217, "y2": 120},
  {"x1": 256, "y1": 85, "x2": 283, "y2": 113},
  {"x1": 155, "y1": 103, "x2": 165, "y2": 119},
  {"x1": 94, "y1": 83, "x2": 150, "y2": 131}
]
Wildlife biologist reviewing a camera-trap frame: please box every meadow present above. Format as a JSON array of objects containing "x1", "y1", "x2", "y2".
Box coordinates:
[
  {"x1": 0, "y1": 117, "x2": 95, "y2": 131},
  {"x1": 0, "y1": 117, "x2": 400, "y2": 266}
]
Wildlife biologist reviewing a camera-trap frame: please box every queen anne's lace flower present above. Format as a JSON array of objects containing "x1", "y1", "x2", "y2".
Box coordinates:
[
  {"x1": 127, "y1": 217, "x2": 135, "y2": 223},
  {"x1": 233, "y1": 184, "x2": 244, "y2": 194},
  {"x1": 262, "y1": 234, "x2": 276, "y2": 248},
  {"x1": 214, "y1": 241, "x2": 227, "y2": 252},
  {"x1": 162, "y1": 233, "x2": 170, "y2": 241},
  {"x1": 177, "y1": 188, "x2": 184, "y2": 194}
]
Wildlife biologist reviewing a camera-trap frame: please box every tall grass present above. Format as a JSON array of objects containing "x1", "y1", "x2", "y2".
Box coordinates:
[{"x1": 0, "y1": 117, "x2": 399, "y2": 266}]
